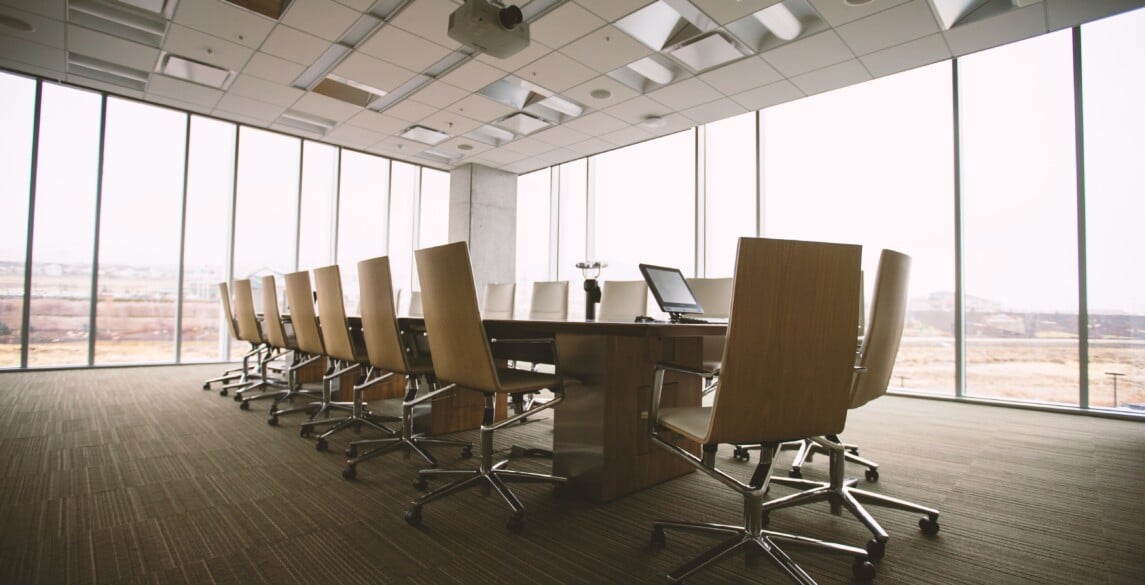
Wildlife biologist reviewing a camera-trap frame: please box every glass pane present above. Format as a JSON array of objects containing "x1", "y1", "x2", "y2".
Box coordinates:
[
  {"x1": 234, "y1": 127, "x2": 300, "y2": 283},
  {"x1": 516, "y1": 168, "x2": 552, "y2": 317},
  {"x1": 762, "y1": 62, "x2": 955, "y2": 395},
  {"x1": 556, "y1": 159, "x2": 587, "y2": 318},
  {"x1": 382, "y1": 161, "x2": 417, "y2": 316},
  {"x1": 0, "y1": 72, "x2": 36, "y2": 368},
  {"x1": 705, "y1": 112, "x2": 757, "y2": 277},
  {"x1": 1082, "y1": 7, "x2": 1145, "y2": 411},
  {"x1": 419, "y1": 168, "x2": 449, "y2": 250},
  {"x1": 27, "y1": 84, "x2": 102, "y2": 366},
  {"x1": 298, "y1": 141, "x2": 338, "y2": 271},
  {"x1": 337, "y1": 150, "x2": 389, "y2": 271},
  {"x1": 93, "y1": 98, "x2": 186, "y2": 364},
  {"x1": 181, "y1": 116, "x2": 236, "y2": 362},
  {"x1": 959, "y1": 31, "x2": 1079, "y2": 405}
]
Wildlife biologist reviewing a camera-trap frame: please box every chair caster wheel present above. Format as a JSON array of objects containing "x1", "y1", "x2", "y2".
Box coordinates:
[
  {"x1": 233, "y1": 393, "x2": 242, "y2": 402},
  {"x1": 413, "y1": 477, "x2": 428, "y2": 491},
  {"x1": 345, "y1": 445, "x2": 358, "y2": 458},
  {"x1": 342, "y1": 465, "x2": 356, "y2": 480},
  {"x1": 219, "y1": 389, "x2": 228, "y2": 397},
  {"x1": 315, "y1": 439, "x2": 328, "y2": 452},
  {"x1": 853, "y1": 560, "x2": 876, "y2": 581},
  {"x1": 732, "y1": 447, "x2": 750, "y2": 462},
  {"x1": 650, "y1": 527, "x2": 666, "y2": 549},
  {"x1": 848, "y1": 446, "x2": 860, "y2": 455},
  {"x1": 866, "y1": 538, "x2": 886, "y2": 561},
  {"x1": 788, "y1": 469, "x2": 802, "y2": 479},
  {"x1": 460, "y1": 445, "x2": 473, "y2": 459},
  {"x1": 404, "y1": 507, "x2": 422, "y2": 526},
  {"x1": 919, "y1": 516, "x2": 940, "y2": 535},
  {"x1": 299, "y1": 427, "x2": 312, "y2": 438},
  {"x1": 506, "y1": 513, "x2": 524, "y2": 532},
  {"x1": 267, "y1": 416, "x2": 278, "y2": 426},
  {"x1": 239, "y1": 401, "x2": 249, "y2": 410},
  {"x1": 865, "y1": 468, "x2": 879, "y2": 482},
  {"x1": 202, "y1": 383, "x2": 210, "y2": 390}
]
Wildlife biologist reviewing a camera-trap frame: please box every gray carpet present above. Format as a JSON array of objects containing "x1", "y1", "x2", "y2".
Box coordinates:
[{"x1": 1, "y1": 364, "x2": 1143, "y2": 584}]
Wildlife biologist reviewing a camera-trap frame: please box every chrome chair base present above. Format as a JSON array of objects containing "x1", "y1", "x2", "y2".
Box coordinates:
[{"x1": 298, "y1": 362, "x2": 397, "y2": 452}]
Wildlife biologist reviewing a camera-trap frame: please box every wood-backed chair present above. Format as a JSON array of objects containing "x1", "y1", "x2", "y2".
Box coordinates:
[
  {"x1": 404, "y1": 241, "x2": 571, "y2": 532},
  {"x1": 229, "y1": 278, "x2": 283, "y2": 403},
  {"x1": 647, "y1": 237, "x2": 875, "y2": 583},
  {"x1": 202, "y1": 281, "x2": 256, "y2": 394},
  {"x1": 252, "y1": 275, "x2": 323, "y2": 419},
  {"x1": 268, "y1": 270, "x2": 333, "y2": 425},
  {"x1": 761, "y1": 249, "x2": 940, "y2": 561},
  {"x1": 341, "y1": 256, "x2": 472, "y2": 480},
  {"x1": 298, "y1": 264, "x2": 399, "y2": 451}
]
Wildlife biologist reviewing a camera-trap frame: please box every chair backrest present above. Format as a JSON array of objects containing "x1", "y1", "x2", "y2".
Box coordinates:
[
  {"x1": 415, "y1": 242, "x2": 500, "y2": 392},
  {"x1": 232, "y1": 279, "x2": 263, "y2": 344},
  {"x1": 408, "y1": 290, "x2": 423, "y2": 317},
  {"x1": 483, "y1": 282, "x2": 516, "y2": 319},
  {"x1": 686, "y1": 277, "x2": 733, "y2": 318},
  {"x1": 284, "y1": 270, "x2": 325, "y2": 356},
  {"x1": 529, "y1": 280, "x2": 569, "y2": 321},
  {"x1": 706, "y1": 237, "x2": 862, "y2": 445},
  {"x1": 261, "y1": 275, "x2": 292, "y2": 349},
  {"x1": 597, "y1": 280, "x2": 648, "y2": 321},
  {"x1": 850, "y1": 249, "x2": 911, "y2": 409},
  {"x1": 217, "y1": 282, "x2": 240, "y2": 339},
  {"x1": 358, "y1": 256, "x2": 413, "y2": 373},
  {"x1": 313, "y1": 264, "x2": 358, "y2": 363}
]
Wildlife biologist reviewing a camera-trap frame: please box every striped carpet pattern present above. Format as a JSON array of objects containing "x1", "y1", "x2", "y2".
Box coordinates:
[{"x1": 1, "y1": 364, "x2": 1143, "y2": 584}]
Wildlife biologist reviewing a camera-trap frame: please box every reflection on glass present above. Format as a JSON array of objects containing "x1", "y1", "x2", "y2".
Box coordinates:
[
  {"x1": 1081, "y1": 7, "x2": 1145, "y2": 411},
  {"x1": 959, "y1": 31, "x2": 1079, "y2": 405},
  {"x1": 182, "y1": 116, "x2": 236, "y2": 362},
  {"x1": 94, "y1": 98, "x2": 187, "y2": 364},
  {"x1": 27, "y1": 83, "x2": 102, "y2": 366},
  {"x1": 299, "y1": 141, "x2": 338, "y2": 272},
  {"x1": 705, "y1": 112, "x2": 757, "y2": 277},
  {"x1": 762, "y1": 62, "x2": 955, "y2": 395},
  {"x1": 516, "y1": 168, "x2": 552, "y2": 317},
  {"x1": 0, "y1": 72, "x2": 35, "y2": 367}
]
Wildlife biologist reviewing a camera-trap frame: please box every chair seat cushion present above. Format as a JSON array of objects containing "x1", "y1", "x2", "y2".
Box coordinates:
[
  {"x1": 495, "y1": 367, "x2": 561, "y2": 393},
  {"x1": 658, "y1": 406, "x2": 712, "y2": 443}
]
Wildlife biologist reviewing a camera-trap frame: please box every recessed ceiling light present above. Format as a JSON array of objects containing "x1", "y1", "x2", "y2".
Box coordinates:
[
  {"x1": 458, "y1": 143, "x2": 474, "y2": 151},
  {"x1": 640, "y1": 115, "x2": 666, "y2": 129},
  {"x1": 590, "y1": 88, "x2": 612, "y2": 100},
  {"x1": 0, "y1": 14, "x2": 34, "y2": 32},
  {"x1": 399, "y1": 125, "x2": 451, "y2": 145},
  {"x1": 844, "y1": 0, "x2": 874, "y2": 5}
]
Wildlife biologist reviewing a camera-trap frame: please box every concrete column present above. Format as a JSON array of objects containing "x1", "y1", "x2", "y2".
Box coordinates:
[{"x1": 448, "y1": 163, "x2": 516, "y2": 303}]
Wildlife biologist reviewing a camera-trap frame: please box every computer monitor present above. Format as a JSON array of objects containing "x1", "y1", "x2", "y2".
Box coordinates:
[{"x1": 638, "y1": 264, "x2": 704, "y2": 321}]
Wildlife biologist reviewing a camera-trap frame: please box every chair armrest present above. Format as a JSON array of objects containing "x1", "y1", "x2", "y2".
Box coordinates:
[{"x1": 648, "y1": 362, "x2": 717, "y2": 436}]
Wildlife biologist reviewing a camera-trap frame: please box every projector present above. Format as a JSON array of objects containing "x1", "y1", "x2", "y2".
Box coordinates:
[{"x1": 448, "y1": 0, "x2": 530, "y2": 59}]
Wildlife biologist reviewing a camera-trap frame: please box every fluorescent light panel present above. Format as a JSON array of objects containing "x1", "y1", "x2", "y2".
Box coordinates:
[
  {"x1": 221, "y1": 0, "x2": 293, "y2": 20},
  {"x1": 400, "y1": 125, "x2": 450, "y2": 145},
  {"x1": 160, "y1": 53, "x2": 234, "y2": 89},
  {"x1": 292, "y1": 43, "x2": 351, "y2": 90},
  {"x1": 69, "y1": 0, "x2": 167, "y2": 48},
  {"x1": 666, "y1": 31, "x2": 749, "y2": 73},
  {"x1": 69, "y1": 52, "x2": 150, "y2": 90},
  {"x1": 496, "y1": 112, "x2": 550, "y2": 135}
]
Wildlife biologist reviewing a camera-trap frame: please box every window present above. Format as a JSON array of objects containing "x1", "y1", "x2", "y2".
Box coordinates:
[
  {"x1": 384, "y1": 161, "x2": 418, "y2": 314},
  {"x1": 233, "y1": 127, "x2": 300, "y2": 284},
  {"x1": 761, "y1": 62, "x2": 955, "y2": 395},
  {"x1": 704, "y1": 112, "x2": 757, "y2": 277},
  {"x1": 1081, "y1": 7, "x2": 1145, "y2": 410},
  {"x1": 516, "y1": 168, "x2": 552, "y2": 317},
  {"x1": 27, "y1": 84, "x2": 103, "y2": 367},
  {"x1": 298, "y1": 141, "x2": 338, "y2": 272},
  {"x1": 959, "y1": 31, "x2": 1079, "y2": 405},
  {"x1": 0, "y1": 72, "x2": 36, "y2": 367},
  {"x1": 556, "y1": 159, "x2": 587, "y2": 317},
  {"x1": 337, "y1": 150, "x2": 390, "y2": 270}
]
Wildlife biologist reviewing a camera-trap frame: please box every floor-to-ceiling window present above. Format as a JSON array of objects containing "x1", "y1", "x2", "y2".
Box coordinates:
[
  {"x1": 337, "y1": 150, "x2": 390, "y2": 270},
  {"x1": 298, "y1": 141, "x2": 338, "y2": 272},
  {"x1": 704, "y1": 112, "x2": 758, "y2": 278},
  {"x1": 761, "y1": 62, "x2": 956, "y2": 395},
  {"x1": 0, "y1": 73, "x2": 35, "y2": 367},
  {"x1": 556, "y1": 159, "x2": 588, "y2": 317},
  {"x1": 959, "y1": 30, "x2": 1080, "y2": 406},
  {"x1": 384, "y1": 161, "x2": 418, "y2": 315},
  {"x1": 94, "y1": 98, "x2": 187, "y2": 364},
  {"x1": 1080, "y1": 8, "x2": 1145, "y2": 411},
  {"x1": 233, "y1": 127, "x2": 300, "y2": 287},
  {"x1": 516, "y1": 168, "x2": 552, "y2": 317}
]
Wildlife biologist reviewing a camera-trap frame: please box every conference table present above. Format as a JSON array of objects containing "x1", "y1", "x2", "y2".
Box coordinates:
[{"x1": 407, "y1": 316, "x2": 727, "y2": 504}]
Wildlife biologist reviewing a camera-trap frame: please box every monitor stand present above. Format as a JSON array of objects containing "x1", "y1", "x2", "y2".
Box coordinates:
[{"x1": 669, "y1": 313, "x2": 707, "y2": 324}]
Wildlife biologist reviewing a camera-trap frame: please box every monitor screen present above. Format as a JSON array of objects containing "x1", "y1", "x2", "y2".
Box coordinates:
[{"x1": 639, "y1": 264, "x2": 704, "y2": 315}]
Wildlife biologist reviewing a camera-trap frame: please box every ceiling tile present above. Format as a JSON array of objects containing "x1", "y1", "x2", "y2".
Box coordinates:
[
  {"x1": 345, "y1": 110, "x2": 409, "y2": 134},
  {"x1": 0, "y1": 36, "x2": 65, "y2": 75},
  {"x1": 835, "y1": 0, "x2": 941, "y2": 56},
  {"x1": 0, "y1": 5, "x2": 65, "y2": 49},
  {"x1": 214, "y1": 92, "x2": 287, "y2": 123},
  {"x1": 641, "y1": 113, "x2": 694, "y2": 137},
  {"x1": 388, "y1": 0, "x2": 463, "y2": 50},
  {"x1": 242, "y1": 51, "x2": 305, "y2": 85},
  {"x1": 499, "y1": 135, "x2": 549, "y2": 154},
  {"x1": 561, "y1": 111, "x2": 630, "y2": 136},
  {"x1": 806, "y1": 0, "x2": 914, "y2": 27},
  {"x1": 439, "y1": 58, "x2": 507, "y2": 91},
  {"x1": 697, "y1": 55, "x2": 782, "y2": 96},
  {"x1": 325, "y1": 123, "x2": 386, "y2": 149},
  {"x1": 370, "y1": 135, "x2": 428, "y2": 157},
  {"x1": 529, "y1": 1, "x2": 606, "y2": 49},
  {"x1": 333, "y1": 0, "x2": 374, "y2": 10},
  {"x1": 565, "y1": 136, "x2": 616, "y2": 156},
  {"x1": 604, "y1": 94, "x2": 672, "y2": 125},
  {"x1": 269, "y1": 121, "x2": 325, "y2": 139},
  {"x1": 146, "y1": 74, "x2": 223, "y2": 109},
  {"x1": 260, "y1": 25, "x2": 330, "y2": 67},
  {"x1": 499, "y1": 157, "x2": 549, "y2": 174},
  {"x1": 145, "y1": 92, "x2": 214, "y2": 117},
  {"x1": 647, "y1": 77, "x2": 723, "y2": 110},
  {"x1": 943, "y1": 3, "x2": 1048, "y2": 56},
  {"x1": 760, "y1": 30, "x2": 854, "y2": 77},
  {"x1": 446, "y1": 93, "x2": 516, "y2": 123},
  {"x1": 1046, "y1": 0, "x2": 1145, "y2": 31},
  {"x1": 475, "y1": 37, "x2": 552, "y2": 72},
  {"x1": 729, "y1": 79, "x2": 804, "y2": 110},
  {"x1": 419, "y1": 109, "x2": 483, "y2": 136},
  {"x1": 534, "y1": 146, "x2": 580, "y2": 164},
  {"x1": 562, "y1": 75, "x2": 640, "y2": 110},
  {"x1": 66, "y1": 74, "x2": 144, "y2": 99},
  {"x1": 0, "y1": 0, "x2": 65, "y2": 20},
  {"x1": 280, "y1": 0, "x2": 359, "y2": 42},
  {"x1": 438, "y1": 136, "x2": 493, "y2": 155},
  {"x1": 690, "y1": 0, "x2": 779, "y2": 25},
  {"x1": 789, "y1": 58, "x2": 872, "y2": 96},
  {"x1": 291, "y1": 91, "x2": 362, "y2": 123},
  {"x1": 570, "y1": 0, "x2": 653, "y2": 24},
  {"x1": 172, "y1": 0, "x2": 274, "y2": 50},
  {"x1": 227, "y1": 73, "x2": 304, "y2": 107},
  {"x1": 860, "y1": 33, "x2": 952, "y2": 77},
  {"x1": 559, "y1": 25, "x2": 651, "y2": 74},
  {"x1": 383, "y1": 97, "x2": 437, "y2": 122},
  {"x1": 600, "y1": 124, "x2": 654, "y2": 146},
  {"x1": 358, "y1": 24, "x2": 453, "y2": 72},
  {"x1": 681, "y1": 97, "x2": 747, "y2": 125},
  {"x1": 515, "y1": 51, "x2": 597, "y2": 92},
  {"x1": 67, "y1": 24, "x2": 160, "y2": 72},
  {"x1": 530, "y1": 124, "x2": 591, "y2": 147},
  {"x1": 163, "y1": 24, "x2": 253, "y2": 72},
  {"x1": 330, "y1": 51, "x2": 417, "y2": 94},
  {"x1": 409, "y1": 80, "x2": 468, "y2": 109}
]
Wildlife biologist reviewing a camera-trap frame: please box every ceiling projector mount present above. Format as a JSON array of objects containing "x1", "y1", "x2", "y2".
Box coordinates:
[{"x1": 448, "y1": 0, "x2": 530, "y2": 59}]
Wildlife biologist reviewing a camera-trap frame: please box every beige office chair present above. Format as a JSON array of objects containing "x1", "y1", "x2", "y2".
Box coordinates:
[
  {"x1": 268, "y1": 270, "x2": 337, "y2": 425},
  {"x1": 229, "y1": 279, "x2": 283, "y2": 403},
  {"x1": 596, "y1": 279, "x2": 648, "y2": 321},
  {"x1": 528, "y1": 280, "x2": 569, "y2": 321},
  {"x1": 647, "y1": 237, "x2": 875, "y2": 583},
  {"x1": 299, "y1": 264, "x2": 399, "y2": 451},
  {"x1": 341, "y1": 256, "x2": 472, "y2": 479},
  {"x1": 686, "y1": 277, "x2": 732, "y2": 395},
  {"x1": 254, "y1": 275, "x2": 324, "y2": 420},
  {"x1": 761, "y1": 249, "x2": 940, "y2": 561},
  {"x1": 407, "y1": 290, "x2": 423, "y2": 317},
  {"x1": 203, "y1": 281, "x2": 258, "y2": 394},
  {"x1": 482, "y1": 282, "x2": 516, "y2": 319},
  {"x1": 405, "y1": 241, "x2": 570, "y2": 532}
]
